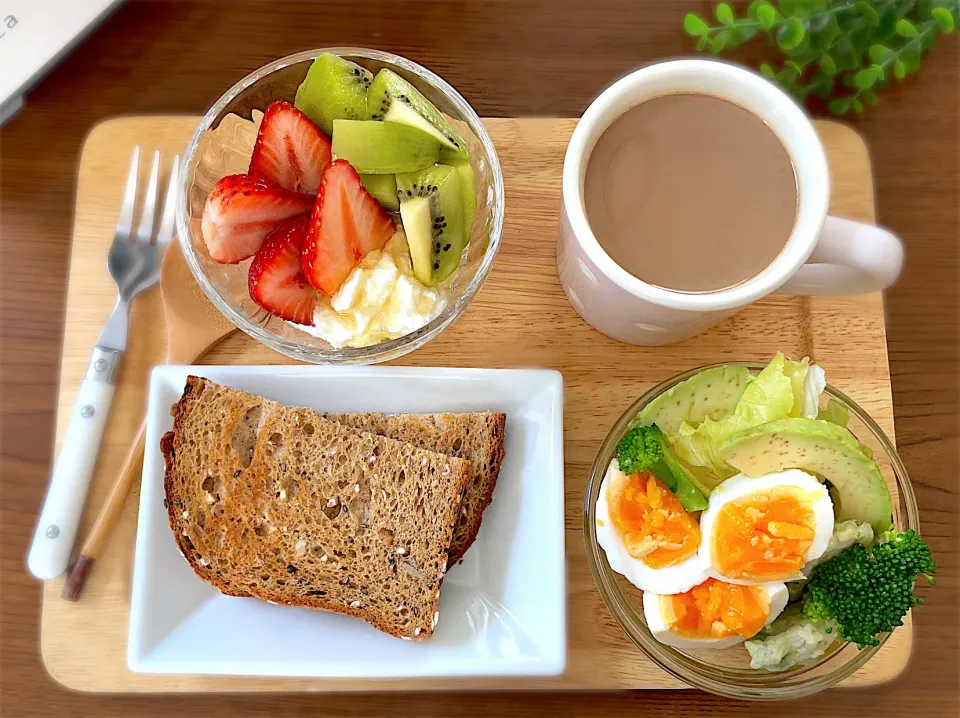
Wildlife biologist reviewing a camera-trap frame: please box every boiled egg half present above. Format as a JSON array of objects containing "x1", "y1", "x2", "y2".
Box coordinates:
[
  {"x1": 643, "y1": 577, "x2": 789, "y2": 649},
  {"x1": 698, "y1": 469, "x2": 834, "y2": 585},
  {"x1": 596, "y1": 460, "x2": 709, "y2": 595}
]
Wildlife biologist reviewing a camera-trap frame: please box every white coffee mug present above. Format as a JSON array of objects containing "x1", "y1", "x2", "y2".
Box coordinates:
[{"x1": 557, "y1": 59, "x2": 904, "y2": 346}]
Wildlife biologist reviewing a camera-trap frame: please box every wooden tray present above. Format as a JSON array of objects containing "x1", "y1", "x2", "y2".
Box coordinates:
[{"x1": 40, "y1": 116, "x2": 909, "y2": 692}]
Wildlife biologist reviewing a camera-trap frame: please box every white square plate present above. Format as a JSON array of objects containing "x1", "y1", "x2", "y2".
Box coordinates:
[{"x1": 129, "y1": 365, "x2": 565, "y2": 678}]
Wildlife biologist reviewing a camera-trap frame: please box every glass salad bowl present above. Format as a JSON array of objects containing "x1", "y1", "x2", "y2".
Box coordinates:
[
  {"x1": 176, "y1": 48, "x2": 504, "y2": 364},
  {"x1": 583, "y1": 362, "x2": 920, "y2": 701}
]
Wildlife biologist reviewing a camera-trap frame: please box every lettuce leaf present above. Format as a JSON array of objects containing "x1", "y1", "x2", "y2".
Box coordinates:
[
  {"x1": 816, "y1": 397, "x2": 849, "y2": 427},
  {"x1": 670, "y1": 353, "x2": 821, "y2": 488},
  {"x1": 800, "y1": 364, "x2": 826, "y2": 419}
]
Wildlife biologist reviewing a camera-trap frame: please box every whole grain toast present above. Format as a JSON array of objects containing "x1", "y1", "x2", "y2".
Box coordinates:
[
  {"x1": 161, "y1": 376, "x2": 472, "y2": 640},
  {"x1": 322, "y1": 412, "x2": 506, "y2": 565}
]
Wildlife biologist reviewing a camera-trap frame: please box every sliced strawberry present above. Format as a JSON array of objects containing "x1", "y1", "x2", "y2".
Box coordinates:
[
  {"x1": 301, "y1": 160, "x2": 396, "y2": 295},
  {"x1": 249, "y1": 100, "x2": 332, "y2": 195},
  {"x1": 248, "y1": 216, "x2": 317, "y2": 325},
  {"x1": 201, "y1": 174, "x2": 313, "y2": 264}
]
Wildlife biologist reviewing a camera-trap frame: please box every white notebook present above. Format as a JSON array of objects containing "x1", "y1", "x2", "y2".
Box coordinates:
[{"x1": 0, "y1": 0, "x2": 124, "y2": 124}]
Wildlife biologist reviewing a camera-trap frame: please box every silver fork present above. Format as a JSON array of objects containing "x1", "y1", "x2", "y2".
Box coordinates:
[{"x1": 28, "y1": 147, "x2": 180, "y2": 580}]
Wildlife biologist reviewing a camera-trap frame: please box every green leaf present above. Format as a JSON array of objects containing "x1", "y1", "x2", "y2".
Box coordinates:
[
  {"x1": 785, "y1": 59, "x2": 804, "y2": 74},
  {"x1": 757, "y1": 2, "x2": 778, "y2": 31},
  {"x1": 861, "y1": 87, "x2": 878, "y2": 105},
  {"x1": 829, "y1": 97, "x2": 852, "y2": 115},
  {"x1": 893, "y1": 58, "x2": 906, "y2": 79},
  {"x1": 851, "y1": 97, "x2": 864, "y2": 113},
  {"x1": 811, "y1": 74, "x2": 835, "y2": 98},
  {"x1": 779, "y1": 0, "x2": 811, "y2": 16},
  {"x1": 789, "y1": 85, "x2": 810, "y2": 102},
  {"x1": 849, "y1": 21, "x2": 874, "y2": 56},
  {"x1": 817, "y1": 14, "x2": 840, "y2": 50},
  {"x1": 777, "y1": 67, "x2": 800, "y2": 85},
  {"x1": 731, "y1": 25, "x2": 760, "y2": 44},
  {"x1": 896, "y1": 19, "x2": 919, "y2": 37},
  {"x1": 869, "y1": 44, "x2": 897, "y2": 65},
  {"x1": 760, "y1": 62, "x2": 777, "y2": 79},
  {"x1": 834, "y1": 38, "x2": 860, "y2": 70},
  {"x1": 711, "y1": 29, "x2": 731, "y2": 54},
  {"x1": 777, "y1": 16, "x2": 806, "y2": 50},
  {"x1": 783, "y1": 32, "x2": 812, "y2": 57},
  {"x1": 697, "y1": 35, "x2": 710, "y2": 51},
  {"x1": 684, "y1": 13, "x2": 710, "y2": 37},
  {"x1": 855, "y1": 1, "x2": 880, "y2": 27},
  {"x1": 931, "y1": 7, "x2": 955, "y2": 33},
  {"x1": 901, "y1": 44, "x2": 921, "y2": 72},
  {"x1": 716, "y1": 3, "x2": 735, "y2": 26},
  {"x1": 820, "y1": 53, "x2": 837, "y2": 75},
  {"x1": 793, "y1": 48, "x2": 820, "y2": 66},
  {"x1": 854, "y1": 66, "x2": 879, "y2": 89},
  {"x1": 876, "y1": 2, "x2": 898, "y2": 37},
  {"x1": 807, "y1": 9, "x2": 830, "y2": 33}
]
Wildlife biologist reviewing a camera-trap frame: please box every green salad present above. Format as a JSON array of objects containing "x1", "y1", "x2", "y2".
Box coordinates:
[{"x1": 595, "y1": 353, "x2": 934, "y2": 671}]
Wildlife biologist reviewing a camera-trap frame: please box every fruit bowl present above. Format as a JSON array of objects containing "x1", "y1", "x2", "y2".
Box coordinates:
[
  {"x1": 583, "y1": 362, "x2": 921, "y2": 700},
  {"x1": 176, "y1": 48, "x2": 504, "y2": 364}
]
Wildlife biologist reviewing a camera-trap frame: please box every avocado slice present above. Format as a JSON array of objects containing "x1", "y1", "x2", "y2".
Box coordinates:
[
  {"x1": 637, "y1": 365, "x2": 754, "y2": 438},
  {"x1": 718, "y1": 417, "x2": 893, "y2": 534}
]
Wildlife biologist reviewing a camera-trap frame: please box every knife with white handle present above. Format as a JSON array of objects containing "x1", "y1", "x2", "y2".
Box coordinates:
[{"x1": 28, "y1": 148, "x2": 178, "y2": 580}]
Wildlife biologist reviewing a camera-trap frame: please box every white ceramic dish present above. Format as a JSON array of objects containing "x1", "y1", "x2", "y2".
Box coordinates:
[{"x1": 129, "y1": 365, "x2": 566, "y2": 678}]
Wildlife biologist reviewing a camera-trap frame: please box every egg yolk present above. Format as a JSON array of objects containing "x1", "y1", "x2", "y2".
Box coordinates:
[
  {"x1": 609, "y1": 471, "x2": 700, "y2": 569},
  {"x1": 711, "y1": 487, "x2": 817, "y2": 580},
  {"x1": 666, "y1": 578, "x2": 771, "y2": 639}
]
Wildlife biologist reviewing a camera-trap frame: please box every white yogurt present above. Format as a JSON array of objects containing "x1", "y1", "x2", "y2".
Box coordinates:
[{"x1": 293, "y1": 233, "x2": 447, "y2": 348}]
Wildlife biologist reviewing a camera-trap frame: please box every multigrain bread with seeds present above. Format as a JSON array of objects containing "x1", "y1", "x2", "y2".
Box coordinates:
[
  {"x1": 161, "y1": 376, "x2": 472, "y2": 640},
  {"x1": 323, "y1": 412, "x2": 506, "y2": 565}
]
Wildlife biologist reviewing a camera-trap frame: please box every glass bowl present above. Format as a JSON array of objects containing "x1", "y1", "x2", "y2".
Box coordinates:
[
  {"x1": 583, "y1": 362, "x2": 920, "y2": 701},
  {"x1": 176, "y1": 48, "x2": 504, "y2": 364}
]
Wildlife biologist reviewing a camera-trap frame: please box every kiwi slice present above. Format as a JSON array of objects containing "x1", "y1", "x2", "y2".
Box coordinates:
[
  {"x1": 295, "y1": 53, "x2": 372, "y2": 135},
  {"x1": 435, "y1": 153, "x2": 477, "y2": 232},
  {"x1": 368, "y1": 69, "x2": 468, "y2": 160},
  {"x1": 397, "y1": 165, "x2": 466, "y2": 285},
  {"x1": 332, "y1": 120, "x2": 440, "y2": 174},
  {"x1": 451, "y1": 160, "x2": 477, "y2": 233},
  {"x1": 360, "y1": 174, "x2": 400, "y2": 212}
]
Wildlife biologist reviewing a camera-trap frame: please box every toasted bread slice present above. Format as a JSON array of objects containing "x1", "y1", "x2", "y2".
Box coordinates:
[
  {"x1": 161, "y1": 376, "x2": 471, "y2": 640},
  {"x1": 323, "y1": 412, "x2": 506, "y2": 565}
]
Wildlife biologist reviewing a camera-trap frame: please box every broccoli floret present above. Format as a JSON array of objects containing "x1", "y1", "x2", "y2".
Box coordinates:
[
  {"x1": 616, "y1": 425, "x2": 663, "y2": 476},
  {"x1": 616, "y1": 425, "x2": 707, "y2": 511},
  {"x1": 803, "y1": 529, "x2": 935, "y2": 648}
]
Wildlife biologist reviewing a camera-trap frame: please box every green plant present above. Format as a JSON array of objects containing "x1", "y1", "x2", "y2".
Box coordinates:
[
  {"x1": 683, "y1": 0, "x2": 959, "y2": 114},
  {"x1": 803, "y1": 529, "x2": 936, "y2": 647}
]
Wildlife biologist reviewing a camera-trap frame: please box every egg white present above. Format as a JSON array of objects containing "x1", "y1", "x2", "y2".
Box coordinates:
[
  {"x1": 596, "y1": 461, "x2": 709, "y2": 595},
  {"x1": 698, "y1": 470, "x2": 834, "y2": 585},
  {"x1": 643, "y1": 581, "x2": 790, "y2": 649}
]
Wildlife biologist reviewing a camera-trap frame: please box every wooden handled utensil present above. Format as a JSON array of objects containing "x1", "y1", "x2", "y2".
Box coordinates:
[{"x1": 62, "y1": 241, "x2": 236, "y2": 600}]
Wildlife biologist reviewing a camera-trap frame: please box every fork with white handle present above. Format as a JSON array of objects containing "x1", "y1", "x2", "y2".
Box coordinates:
[{"x1": 28, "y1": 147, "x2": 180, "y2": 580}]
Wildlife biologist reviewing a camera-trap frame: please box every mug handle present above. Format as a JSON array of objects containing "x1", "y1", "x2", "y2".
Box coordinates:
[{"x1": 775, "y1": 216, "x2": 904, "y2": 296}]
